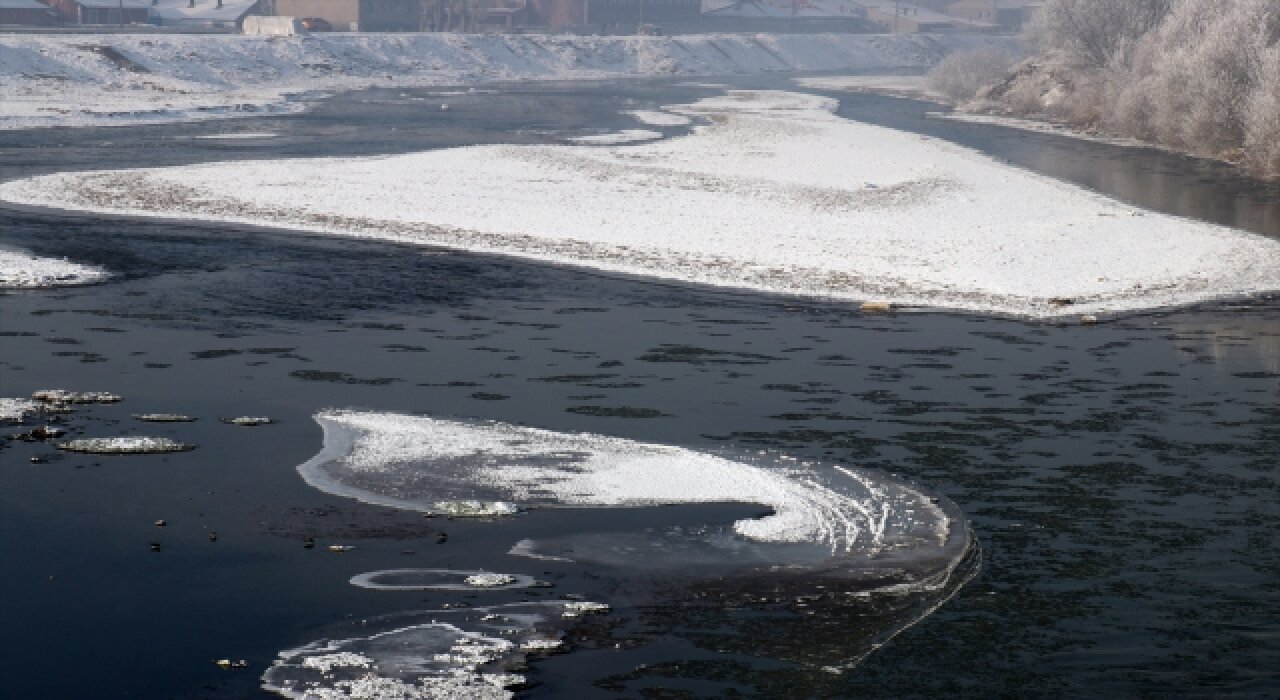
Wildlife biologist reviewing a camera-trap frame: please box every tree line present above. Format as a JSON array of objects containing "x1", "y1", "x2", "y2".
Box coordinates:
[{"x1": 930, "y1": 0, "x2": 1280, "y2": 178}]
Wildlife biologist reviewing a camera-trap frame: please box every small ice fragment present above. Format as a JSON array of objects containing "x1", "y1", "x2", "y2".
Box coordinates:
[
  {"x1": 32, "y1": 389, "x2": 121, "y2": 404},
  {"x1": 561, "y1": 601, "x2": 609, "y2": 618},
  {"x1": 521, "y1": 638, "x2": 563, "y2": 652},
  {"x1": 133, "y1": 413, "x2": 195, "y2": 422},
  {"x1": 223, "y1": 416, "x2": 273, "y2": 426},
  {"x1": 430, "y1": 500, "x2": 519, "y2": 517},
  {"x1": 350, "y1": 568, "x2": 537, "y2": 591},
  {"x1": 56, "y1": 437, "x2": 194, "y2": 454},
  {"x1": 1080, "y1": 314, "x2": 1099, "y2": 325},
  {"x1": 464, "y1": 573, "x2": 517, "y2": 588},
  {"x1": 0, "y1": 398, "x2": 40, "y2": 422},
  {"x1": 0, "y1": 249, "x2": 108, "y2": 289},
  {"x1": 328, "y1": 545, "x2": 354, "y2": 553}
]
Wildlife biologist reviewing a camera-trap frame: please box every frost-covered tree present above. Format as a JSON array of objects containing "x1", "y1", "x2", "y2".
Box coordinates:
[
  {"x1": 1027, "y1": 0, "x2": 1173, "y2": 69},
  {"x1": 1110, "y1": 0, "x2": 1279, "y2": 160},
  {"x1": 927, "y1": 48, "x2": 1017, "y2": 100},
  {"x1": 997, "y1": 0, "x2": 1280, "y2": 177}
]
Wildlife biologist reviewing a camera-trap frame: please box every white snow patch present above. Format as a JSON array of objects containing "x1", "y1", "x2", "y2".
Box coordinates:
[
  {"x1": 0, "y1": 33, "x2": 1012, "y2": 130},
  {"x1": 0, "y1": 249, "x2": 108, "y2": 289},
  {"x1": 567, "y1": 129, "x2": 663, "y2": 145},
  {"x1": 624, "y1": 109, "x2": 693, "y2": 127},
  {"x1": 5, "y1": 90, "x2": 1277, "y2": 317},
  {"x1": 795, "y1": 74, "x2": 947, "y2": 101}
]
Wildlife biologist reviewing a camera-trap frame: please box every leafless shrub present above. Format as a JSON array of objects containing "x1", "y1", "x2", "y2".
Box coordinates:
[{"x1": 927, "y1": 48, "x2": 1017, "y2": 101}]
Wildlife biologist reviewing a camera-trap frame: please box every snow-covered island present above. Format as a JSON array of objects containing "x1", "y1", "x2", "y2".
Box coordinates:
[{"x1": 3, "y1": 89, "x2": 1277, "y2": 318}]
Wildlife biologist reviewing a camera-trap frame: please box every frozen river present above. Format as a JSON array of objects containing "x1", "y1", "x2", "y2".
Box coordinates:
[{"x1": 2, "y1": 78, "x2": 1278, "y2": 698}]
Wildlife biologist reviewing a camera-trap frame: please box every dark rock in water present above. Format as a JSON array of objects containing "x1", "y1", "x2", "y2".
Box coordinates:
[{"x1": 56, "y1": 437, "x2": 195, "y2": 454}]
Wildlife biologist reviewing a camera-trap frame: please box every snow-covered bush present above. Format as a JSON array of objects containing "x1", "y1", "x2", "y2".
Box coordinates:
[
  {"x1": 927, "y1": 47, "x2": 1017, "y2": 100},
  {"x1": 999, "y1": 0, "x2": 1280, "y2": 177},
  {"x1": 1026, "y1": 0, "x2": 1172, "y2": 69}
]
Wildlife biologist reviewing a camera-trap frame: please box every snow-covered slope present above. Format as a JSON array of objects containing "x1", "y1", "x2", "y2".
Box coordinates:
[
  {"x1": 5, "y1": 90, "x2": 1276, "y2": 317},
  {"x1": 0, "y1": 32, "x2": 1010, "y2": 129}
]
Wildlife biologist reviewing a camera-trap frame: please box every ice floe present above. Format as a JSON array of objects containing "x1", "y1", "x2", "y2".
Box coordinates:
[
  {"x1": 350, "y1": 569, "x2": 537, "y2": 592},
  {"x1": 261, "y1": 602, "x2": 583, "y2": 700},
  {"x1": 0, "y1": 398, "x2": 40, "y2": 422},
  {"x1": 223, "y1": 416, "x2": 273, "y2": 426},
  {"x1": 133, "y1": 413, "x2": 196, "y2": 423},
  {"x1": 0, "y1": 249, "x2": 108, "y2": 289},
  {"x1": 6, "y1": 90, "x2": 1277, "y2": 317},
  {"x1": 33, "y1": 389, "x2": 122, "y2": 404},
  {"x1": 298, "y1": 410, "x2": 957, "y2": 567},
  {"x1": 56, "y1": 436, "x2": 195, "y2": 454}
]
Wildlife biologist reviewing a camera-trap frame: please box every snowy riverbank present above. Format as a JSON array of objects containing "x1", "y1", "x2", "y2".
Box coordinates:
[
  {"x1": 0, "y1": 31, "x2": 1010, "y2": 130},
  {"x1": 4, "y1": 89, "x2": 1277, "y2": 318}
]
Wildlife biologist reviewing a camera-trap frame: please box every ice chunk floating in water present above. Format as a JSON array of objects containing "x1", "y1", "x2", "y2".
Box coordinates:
[
  {"x1": 299, "y1": 410, "x2": 970, "y2": 579},
  {"x1": 350, "y1": 569, "x2": 537, "y2": 591},
  {"x1": 56, "y1": 437, "x2": 195, "y2": 454},
  {"x1": 261, "y1": 602, "x2": 581, "y2": 700},
  {"x1": 281, "y1": 412, "x2": 979, "y2": 693},
  {"x1": 0, "y1": 248, "x2": 107, "y2": 289}
]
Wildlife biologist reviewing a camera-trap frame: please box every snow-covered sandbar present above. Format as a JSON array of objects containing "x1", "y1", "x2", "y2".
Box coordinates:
[{"x1": 2, "y1": 90, "x2": 1277, "y2": 317}]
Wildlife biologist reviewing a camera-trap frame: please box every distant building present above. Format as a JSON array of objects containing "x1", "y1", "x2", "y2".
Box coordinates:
[
  {"x1": 272, "y1": 0, "x2": 420, "y2": 31},
  {"x1": 0, "y1": 0, "x2": 57, "y2": 25},
  {"x1": 47, "y1": 0, "x2": 151, "y2": 24},
  {"x1": 702, "y1": 0, "x2": 870, "y2": 34},
  {"x1": 525, "y1": 0, "x2": 700, "y2": 31},
  {"x1": 150, "y1": 0, "x2": 263, "y2": 27},
  {"x1": 945, "y1": 0, "x2": 1041, "y2": 32},
  {"x1": 859, "y1": 0, "x2": 993, "y2": 32}
]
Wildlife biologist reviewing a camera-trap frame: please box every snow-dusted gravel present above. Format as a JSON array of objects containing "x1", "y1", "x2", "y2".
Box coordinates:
[{"x1": 3, "y1": 89, "x2": 1277, "y2": 317}]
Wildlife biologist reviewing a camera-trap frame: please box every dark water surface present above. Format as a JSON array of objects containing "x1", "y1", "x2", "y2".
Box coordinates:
[{"x1": 2, "y1": 80, "x2": 1278, "y2": 699}]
